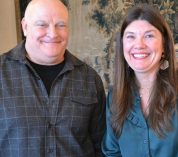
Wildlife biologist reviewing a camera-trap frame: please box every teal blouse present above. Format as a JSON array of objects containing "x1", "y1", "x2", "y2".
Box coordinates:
[{"x1": 102, "y1": 90, "x2": 178, "y2": 157}]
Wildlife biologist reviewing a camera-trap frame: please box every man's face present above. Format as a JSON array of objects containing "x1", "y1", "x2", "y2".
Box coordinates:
[{"x1": 22, "y1": 1, "x2": 69, "y2": 65}]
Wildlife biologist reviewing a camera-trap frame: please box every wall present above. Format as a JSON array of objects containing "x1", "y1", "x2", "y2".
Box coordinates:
[{"x1": 0, "y1": 0, "x2": 17, "y2": 53}]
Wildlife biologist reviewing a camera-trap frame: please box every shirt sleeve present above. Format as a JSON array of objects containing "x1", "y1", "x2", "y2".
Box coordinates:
[
  {"x1": 101, "y1": 89, "x2": 122, "y2": 157},
  {"x1": 89, "y1": 74, "x2": 106, "y2": 157}
]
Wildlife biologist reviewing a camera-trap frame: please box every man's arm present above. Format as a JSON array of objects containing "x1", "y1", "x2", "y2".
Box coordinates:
[{"x1": 89, "y1": 74, "x2": 106, "y2": 157}]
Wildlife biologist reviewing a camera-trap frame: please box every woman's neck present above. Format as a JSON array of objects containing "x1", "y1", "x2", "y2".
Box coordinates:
[{"x1": 136, "y1": 74, "x2": 156, "y2": 117}]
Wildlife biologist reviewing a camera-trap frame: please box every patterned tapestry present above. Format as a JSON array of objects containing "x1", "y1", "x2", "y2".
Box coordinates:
[{"x1": 19, "y1": 0, "x2": 178, "y2": 92}]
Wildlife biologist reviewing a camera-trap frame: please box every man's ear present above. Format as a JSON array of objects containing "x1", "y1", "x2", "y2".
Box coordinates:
[{"x1": 21, "y1": 18, "x2": 27, "y2": 36}]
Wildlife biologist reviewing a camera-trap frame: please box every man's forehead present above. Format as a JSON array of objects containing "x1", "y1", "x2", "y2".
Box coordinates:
[{"x1": 24, "y1": 0, "x2": 68, "y2": 20}]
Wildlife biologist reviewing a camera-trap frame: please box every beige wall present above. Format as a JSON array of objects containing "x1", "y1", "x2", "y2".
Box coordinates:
[{"x1": 0, "y1": 0, "x2": 17, "y2": 53}]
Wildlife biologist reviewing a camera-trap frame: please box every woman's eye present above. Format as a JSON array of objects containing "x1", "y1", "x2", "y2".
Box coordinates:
[
  {"x1": 145, "y1": 34, "x2": 154, "y2": 38},
  {"x1": 126, "y1": 35, "x2": 135, "y2": 39}
]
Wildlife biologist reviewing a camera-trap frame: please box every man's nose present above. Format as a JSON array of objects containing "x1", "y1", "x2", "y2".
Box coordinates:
[{"x1": 47, "y1": 26, "x2": 58, "y2": 38}]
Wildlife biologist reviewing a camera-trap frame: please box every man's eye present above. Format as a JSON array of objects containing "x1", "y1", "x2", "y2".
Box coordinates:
[
  {"x1": 56, "y1": 22, "x2": 67, "y2": 28},
  {"x1": 36, "y1": 23, "x2": 48, "y2": 27},
  {"x1": 38, "y1": 24, "x2": 47, "y2": 27},
  {"x1": 57, "y1": 24, "x2": 66, "y2": 27}
]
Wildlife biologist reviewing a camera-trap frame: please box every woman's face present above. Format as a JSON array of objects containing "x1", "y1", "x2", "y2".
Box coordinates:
[{"x1": 123, "y1": 20, "x2": 163, "y2": 76}]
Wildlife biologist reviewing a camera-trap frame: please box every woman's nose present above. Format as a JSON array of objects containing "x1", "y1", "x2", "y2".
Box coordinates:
[{"x1": 134, "y1": 37, "x2": 146, "y2": 49}]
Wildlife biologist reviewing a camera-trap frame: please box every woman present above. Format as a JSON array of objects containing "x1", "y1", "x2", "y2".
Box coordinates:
[{"x1": 102, "y1": 4, "x2": 178, "y2": 157}]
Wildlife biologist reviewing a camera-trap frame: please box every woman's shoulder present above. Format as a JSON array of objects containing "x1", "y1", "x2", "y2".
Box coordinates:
[{"x1": 106, "y1": 86, "x2": 113, "y2": 107}]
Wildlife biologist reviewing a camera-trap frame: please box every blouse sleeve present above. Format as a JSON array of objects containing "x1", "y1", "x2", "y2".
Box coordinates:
[{"x1": 101, "y1": 89, "x2": 122, "y2": 157}]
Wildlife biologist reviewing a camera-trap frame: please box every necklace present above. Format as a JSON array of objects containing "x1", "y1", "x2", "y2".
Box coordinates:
[
  {"x1": 139, "y1": 87, "x2": 152, "y2": 116},
  {"x1": 139, "y1": 87, "x2": 151, "y2": 98}
]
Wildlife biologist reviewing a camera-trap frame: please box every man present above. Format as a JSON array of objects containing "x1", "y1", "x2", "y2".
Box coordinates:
[{"x1": 0, "y1": 0, "x2": 106, "y2": 156}]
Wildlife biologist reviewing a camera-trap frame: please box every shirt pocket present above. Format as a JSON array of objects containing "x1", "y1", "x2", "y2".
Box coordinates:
[{"x1": 69, "y1": 96, "x2": 98, "y2": 137}]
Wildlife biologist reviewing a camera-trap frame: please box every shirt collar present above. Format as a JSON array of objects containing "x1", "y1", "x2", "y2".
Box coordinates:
[{"x1": 5, "y1": 40, "x2": 84, "y2": 70}]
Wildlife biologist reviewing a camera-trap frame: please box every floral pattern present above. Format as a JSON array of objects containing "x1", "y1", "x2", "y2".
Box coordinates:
[
  {"x1": 20, "y1": 0, "x2": 178, "y2": 91},
  {"x1": 79, "y1": 0, "x2": 177, "y2": 90}
]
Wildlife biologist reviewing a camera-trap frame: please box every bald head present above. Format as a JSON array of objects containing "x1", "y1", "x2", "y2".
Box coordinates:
[{"x1": 24, "y1": 0, "x2": 68, "y2": 22}]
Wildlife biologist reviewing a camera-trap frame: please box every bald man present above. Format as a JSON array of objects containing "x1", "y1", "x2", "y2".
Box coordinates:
[{"x1": 0, "y1": 0, "x2": 106, "y2": 156}]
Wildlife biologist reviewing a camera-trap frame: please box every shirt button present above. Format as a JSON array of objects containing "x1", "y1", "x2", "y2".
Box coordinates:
[
  {"x1": 47, "y1": 148, "x2": 54, "y2": 153},
  {"x1": 143, "y1": 139, "x2": 147, "y2": 144},
  {"x1": 48, "y1": 122, "x2": 53, "y2": 129}
]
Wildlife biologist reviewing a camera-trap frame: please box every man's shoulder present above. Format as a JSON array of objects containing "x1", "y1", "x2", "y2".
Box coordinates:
[
  {"x1": 0, "y1": 41, "x2": 26, "y2": 61},
  {"x1": 65, "y1": 50, "x2": 99, "y2": 75}
]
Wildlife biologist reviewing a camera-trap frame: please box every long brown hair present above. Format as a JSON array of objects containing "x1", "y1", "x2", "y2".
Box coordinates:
[{"x1": 111, "y1": 4, "x2": 178, "y2": 137}]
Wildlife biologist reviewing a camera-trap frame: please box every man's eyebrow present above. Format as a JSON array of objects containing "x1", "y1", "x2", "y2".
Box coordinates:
[
  {"x1": 56, "y1": 21, "x2": 67, "y2": 25},
  {"x1": 34, "y1": 20, "x2": 46, "y2": 24}
]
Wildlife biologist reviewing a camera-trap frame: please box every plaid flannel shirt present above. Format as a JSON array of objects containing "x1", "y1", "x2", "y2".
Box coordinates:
[{"x1": 0, "y1": 41, "x2": 106, "y2": 157}]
